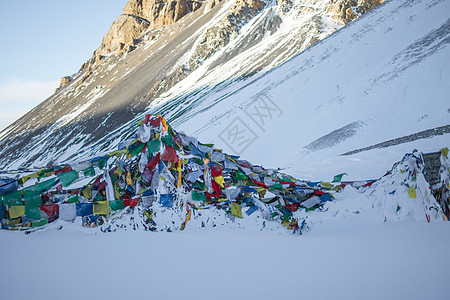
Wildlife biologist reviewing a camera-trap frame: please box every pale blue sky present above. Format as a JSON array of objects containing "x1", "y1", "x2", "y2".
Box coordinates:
[{"x1": 0, "y1": 0, "x2": 128, "y2": 130}]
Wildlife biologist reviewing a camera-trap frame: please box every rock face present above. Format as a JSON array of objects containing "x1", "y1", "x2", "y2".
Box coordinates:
[
  {"x1": 187, "y1": 0, "x2": 266, "y2": 71},
  {"x1": 94, "y1": 0, "x2": 204, "y2": 60},
  {"x1": 329, "y1": 0, "x2": 385, "y2": 24},
  {"x1": 123, "y1": 0, "x2": 203, "y2": 26},
  {"x1": 56, "y1": 76, "x2": 73, "y2": 91}
]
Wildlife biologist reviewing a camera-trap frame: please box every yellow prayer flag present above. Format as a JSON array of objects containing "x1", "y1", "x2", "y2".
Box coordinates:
[
  {"x1": 230, "y1": 202, "x2": 243, "y2": 218},
  {"x1": 9, "y1": 206, "x2": 25, "y2": 219},
  {"x1": 158, "y1": 115, "x2": 169, "y2": 131},
  {"x1": 214, "y1": 175, "x2": 224, "y2": 188},
  {"x1": 177, "y1": 161, "x2": 182, "y2": 188},
  {"x1": 93, "y1": 201, "x2": 110, "y2": 215},
  {"x1": 126, "y1": 172, "x2": 132, "y2": 186},
  {"x1": 109, "y1": 149, "x2": 128, "y2": 158},
  {"x1": 82, "y1": 187, "x2": 92, "y2": 199},
  {"x1": 320, "y1": 182, "x2": 334, "y2": 189},
  {"x1": 408, "y1": 187, "x2": 417, "y2": 198},
  {"x1": 441, "y1": 147, "x2": 449, "y2": 158}
]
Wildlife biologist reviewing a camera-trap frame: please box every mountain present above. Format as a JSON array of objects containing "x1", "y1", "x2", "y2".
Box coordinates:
[{"x1": 0, "y1": 0, "x2": 385, "y2": 169}]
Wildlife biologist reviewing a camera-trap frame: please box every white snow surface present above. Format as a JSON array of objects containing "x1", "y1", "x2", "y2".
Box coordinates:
[{"x1": 1, "y1": 219, "x2": 449, "y2": 300}]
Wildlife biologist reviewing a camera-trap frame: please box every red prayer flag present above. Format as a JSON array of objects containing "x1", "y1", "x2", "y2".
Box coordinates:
[
  {"x1": 210, "y1": 165, "x2": 223, "y2": 178},
  {"x1": 161, "y1": 146, "x2": 179, "y2": 163},
  {"x1": 252, "y1": 179, "x2": 269, "y2": 189},
  {"x1": 55, "y1": 165, "x2": 73, "y2": 175},
  {"x1": 146, "y1": 153, "x2": 160, "y2": 170},
  {"x1": 313, "y1": 190, "x2": 326, "y2": 196},
  {"x1": 206, "y1": 180, "x2": 222, "y2": 197},
  {"x1": 124, "y1": 198, "x2": 140, "y2": 207},
  {"x1": 40, "y1": 204, "x2": 59, "y2": 218}
]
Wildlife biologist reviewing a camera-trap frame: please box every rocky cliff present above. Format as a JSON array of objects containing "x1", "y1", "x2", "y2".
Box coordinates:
[{"x1": 93, "y1": 0, "x2": 206, "y2": 62}]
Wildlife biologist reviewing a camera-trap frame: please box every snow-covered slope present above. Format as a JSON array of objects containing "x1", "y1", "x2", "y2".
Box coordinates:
[
  {"x1": 167, "y1": 0, "x2": 450, "y2": 179},
  {"x1": 71, "y1": 0, "x2": 450, "y2": 182},
  {"x1": 0, "y1": 0, "x2": 375, "y2": 169}
]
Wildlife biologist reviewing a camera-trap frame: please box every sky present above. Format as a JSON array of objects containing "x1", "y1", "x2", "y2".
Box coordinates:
[{"x1": 0, "y1": 0, "x2": 128, "y2": 131}]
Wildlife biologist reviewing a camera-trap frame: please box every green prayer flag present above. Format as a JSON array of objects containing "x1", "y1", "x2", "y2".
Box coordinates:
[
  {"x1": 68, "y1": 195, "x2": 80, "y2": 203},
  {"x1": 3, "y1": 192, "x2": 23, "y2": 206},
  {"x1": 332, "y1": 173, "x2": 347, "y2": 183},
  {"x1": 22, "y1": 178, "x2": 56, "y2": 194},
  {"x1": 193, "y1": 181, "x2": 206, "y2": 190},
  {"x1": 97, "y1": 158, "x2": 107, "y2": 170},
  {"x1": 281, "y1": 176, "x2": 294, "y2": 183},
  {"x1": 234, "y1": 170, "x2": 247, "y2": 181},
  {"x1": 147, "y1": 139, "x2": 161, "y2": 154},
  {"x1": 23, "y1": 191, "x2": 41, "y2": 207},
  {"x1": 32, "y1": 218, "x2": 49, "y2": 227},
  {"x1": 192, "y1": 158, "x2": 203, "y2": 165},
  {"x1": 25, "y1": 206, "x2": 41, "y2": 220},
  {"x1": 191, "y1": 191, "x2": 207, "y2": 201},
  {"x1": 129, "y1": 142, "x2": 146, "y2": 157},
  {"x1": 83, "y1": 166, "x2": 95, "y2": 177},
  {"x1": 58, "y1": 170, "x2": 79, "y2": 187},
  {"x1": 109, "y1": 199, "x2": 124, "y2": 211},
  {"x1": 24, "y1": 191, "x2": 41, "y2": 220},
  {"x1": 161, "y1": 132, "x2": 174, "y2": 146},
  {"x1": 38, "y1": 178, "x2": 56, "y2": 191},
  {"x1": 95, "y1": 192, "x2": 104, "y2": 201},
  {"x1": 269, "y1": 183, "x2": 283, "y2": 191}
]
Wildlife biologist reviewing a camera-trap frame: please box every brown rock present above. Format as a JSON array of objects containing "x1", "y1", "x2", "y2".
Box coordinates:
[
  {"x1": 205, "y1": 0, "x2": 222, "y2": 10},
  {"x1": 95, "y1": 14, "x2": 149, "y2": 58},
  {"x1": 123, "y1": 0, "x2": 204, "y2": 27},
  {"x1": 329, "y1": 0, "x2": 385, "y2": 25},
  {"x1": 93, "y1": 0, "x2": 206, "y2": 64},
  {"x1": 57, "y1": 76, "x2": 73, "y2": 91},
  {"x1": 277, "y1": 0, "x2": 293, "y2": 14}
]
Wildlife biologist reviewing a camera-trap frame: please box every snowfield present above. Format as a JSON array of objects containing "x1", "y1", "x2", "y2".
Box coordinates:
[{"x1": 1, "y1": 219, "x2": 450, "y2": 300}]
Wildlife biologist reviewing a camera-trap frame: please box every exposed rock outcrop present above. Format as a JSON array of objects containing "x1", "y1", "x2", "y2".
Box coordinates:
[
  {"x1": 277, "y1": 0, "x2": 293, "y2": 15},
  {"x1": 56, "y1": 76, "x2": 73, "y2": 91},
  {"x1": 206, "y1": 0, "x2": 222, "y2": 10},
  {"x1": 329, "y1": 0, "x2": 385, "y2": 24},
  {"x1": 94, "y1": 0, "x2": 205, "y2": 61},
  {"x1": 188, "y1": 0, "x2": 266, "y2": 70},
  {"x1": 123, "y1": 0, "x2": 203, "y2": 26}
]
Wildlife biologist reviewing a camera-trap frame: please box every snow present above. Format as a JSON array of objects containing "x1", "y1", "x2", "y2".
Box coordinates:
[{"x1": 1, "y1": 219, "x2": 449, "y2": 300}]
